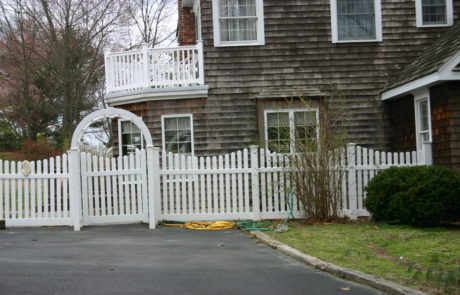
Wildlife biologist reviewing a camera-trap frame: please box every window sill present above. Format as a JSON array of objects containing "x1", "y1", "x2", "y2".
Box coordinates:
[
  {"x1": 417, "y1": 23, "x2": 453, "y2": 28},
  {"x1": 333, "y1": 39, "x2": 382, "y2": 44},
  {"x1": 214, "y1": 41, "x2": 265, "y2": 47}
]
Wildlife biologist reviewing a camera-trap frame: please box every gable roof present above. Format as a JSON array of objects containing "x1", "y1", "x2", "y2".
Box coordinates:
[{"x1": 383, "y1": 22, "x2": 460, "y2": 95}]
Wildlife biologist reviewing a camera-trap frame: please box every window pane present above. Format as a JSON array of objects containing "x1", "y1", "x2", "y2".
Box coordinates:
[
  {"x1": 166, "y1": 142, "x2": 179, "y2": 153},
  {"x1": 121, "y1": 121, "x2": 132, "y2": 133},
  {"x1": 122, "y1": 134, "x2": 131, "y2": 145},
  {"x1": 267, "y1": 112, "x2": 289, "y2": 127},
  {"x1": 177, "y1": 117, "x2": 191, "y2": 130},
  {"x1": 178, "y1": 142, "x2": 192, "y2": 154},
  {"x1": 337, "y1": 0, "x2": 376, "y2": 40},
  {"x1": 132, "y1": 133, "x2": 142, "y2": 145},
  {"x1": 422, "y1": 0, "x2": 446, "y2": 24},
  {"x1": 178, "y1": 130, "x2": 192, "y2": 142},
  {"x1": 421, "y1": 132, "x2": 430, "y2": 143},
  {"x1": 419, "y1": 100, "x2": 429, "y2": 131},
  {"x1": 164, "y1": 117, "x2": 178, "y2": 131}
]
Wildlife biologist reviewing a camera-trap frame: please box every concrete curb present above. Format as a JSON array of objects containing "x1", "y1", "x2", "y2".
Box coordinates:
[{"x1": 250, "y1": 230, "x2": 427, "y2": 295}]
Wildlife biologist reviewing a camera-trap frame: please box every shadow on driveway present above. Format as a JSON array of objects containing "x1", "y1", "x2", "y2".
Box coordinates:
[{"x1": 0, "y1": 224, "x2": 387, "y2": 295}]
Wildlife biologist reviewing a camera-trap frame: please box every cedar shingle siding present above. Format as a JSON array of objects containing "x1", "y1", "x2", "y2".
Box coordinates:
[
  {"x1": 431, "y1": 81, "x2": 460, "y2": 170},
  {"x1": 198, "y1": 0, "x2": 460, "y2": 154},
  {"x1": 116, "y1": 1, "x2": 459, "y2": 156}
]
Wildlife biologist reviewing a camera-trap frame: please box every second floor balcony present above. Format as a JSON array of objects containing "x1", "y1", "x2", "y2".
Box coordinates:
[{"x1": 104, "y1": 42, "x2": 206, "y2": 103}]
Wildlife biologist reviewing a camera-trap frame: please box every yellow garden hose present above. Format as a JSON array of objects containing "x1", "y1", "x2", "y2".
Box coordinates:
[{"x1": 161, "y1": 220, "x2": 236, "y2": 230}]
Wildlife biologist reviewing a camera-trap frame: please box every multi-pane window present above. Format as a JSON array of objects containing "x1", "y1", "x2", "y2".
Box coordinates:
[
  {"x1": 162, "y1": 115, "x2": 193, "y2": 155},
  {"x1": 331, "y1": 0, "x2": 382, "y2": 42},
  {"x1": 220, "y1": 0, "x2": 257, "y2": 42},
  {"x1": 416, "y1": 0, "x2": 453, "y2": 27},
  {"x1": 119, "y1": 121, "x2": 143, "y2": 156},
  {"x1": 212, "y1": 0, "x2": 264, "y2": 46},
  {"x1": 265, "y1": 110, "x2": 318, "y2": 153}
]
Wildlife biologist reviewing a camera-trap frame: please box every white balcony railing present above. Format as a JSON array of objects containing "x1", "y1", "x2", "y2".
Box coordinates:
[{"x1": 104, "y1": 41, "x2": 205, "y2": 94}]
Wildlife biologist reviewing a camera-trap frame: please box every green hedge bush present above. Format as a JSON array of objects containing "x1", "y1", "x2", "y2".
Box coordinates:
[{"x1": 364, "y1": 166, "x2": 460, "y2": 227}]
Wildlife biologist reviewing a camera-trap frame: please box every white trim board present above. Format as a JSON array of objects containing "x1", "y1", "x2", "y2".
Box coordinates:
[{"x1": 106, "y1": 86, "x2": 209, "y2": 107}]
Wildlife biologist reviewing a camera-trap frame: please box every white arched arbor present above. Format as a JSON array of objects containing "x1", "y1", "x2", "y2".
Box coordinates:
[{"x1": 69, "y1": 107, "x2": 160, "y2": 231}]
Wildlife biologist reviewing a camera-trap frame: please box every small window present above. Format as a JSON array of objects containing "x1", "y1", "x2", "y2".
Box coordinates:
[
  {"x1": 119, "y1": 120, "x2": 143, "y2": 156},
  {"x1": 265, "y1": 109, "x2": 318, "y2": 153},
  {"x1": 416, "y1": 0, "x2": 453, "y2": 27},
  {"x1": 330, "y1": 0, "x2": 382, "y2": 43},
  {"x1": 212, "y1": 0, "x2": 265, "y2": 47},
  {"x1": 162, "y1": 115, "x2": 194, "y2": 155},
  {"x1": 417, "y1": 99, "x2": 431, "y2": 144}
]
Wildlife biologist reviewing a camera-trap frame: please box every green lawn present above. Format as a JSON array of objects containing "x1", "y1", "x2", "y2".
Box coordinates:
[{"x1": 267, "y1": 222, "x2": 460, "y2": 295}]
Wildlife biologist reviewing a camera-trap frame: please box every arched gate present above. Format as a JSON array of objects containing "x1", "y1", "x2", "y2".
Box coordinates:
[{"x1": 68, "y1": 107, "x2": 160, "y2": 230}]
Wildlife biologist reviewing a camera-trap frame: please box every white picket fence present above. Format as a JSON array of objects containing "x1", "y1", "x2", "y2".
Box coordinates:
[
  {"x1": 158, "y1": 144, "x2": 424, "y2": 221},
  {"x1": 0, "y1": 155, "x2": 72, "y2": 227},
  {"x1": 0, "y1": 144, "x2": 426, "y2": 228}
]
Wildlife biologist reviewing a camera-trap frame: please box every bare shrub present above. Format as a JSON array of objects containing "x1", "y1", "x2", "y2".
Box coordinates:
[{"x1": 288, "y1": 94, "x2": 349, "y2": 222}]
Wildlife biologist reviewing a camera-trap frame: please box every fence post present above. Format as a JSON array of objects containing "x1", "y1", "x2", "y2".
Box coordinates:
[
  {"x1": 346, "y1": 143, "x2": 358, "y2": 220},
  {"x1": 147, "y1": 146, "x2": 160, "y2": 229},
  {"x1": 142, "y1": 43, "x2": 150, "y2": 89},
  {"x1": 250, "y1": 146, "x2": 260, "y2": 220},
  {"x1": 68, "y1": 148, "x2": 81, "y2": 231}
]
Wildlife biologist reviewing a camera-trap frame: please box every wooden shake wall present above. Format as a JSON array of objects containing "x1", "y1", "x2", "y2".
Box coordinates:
[{"x1": 118, "y1": 0, "x2": 460, "y2": 156}]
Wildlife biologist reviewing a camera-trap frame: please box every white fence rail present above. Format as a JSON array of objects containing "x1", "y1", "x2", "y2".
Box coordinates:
[
  {"x1": 0, "y1": 144, "x2": 425, "y2": 228},
  {"x1": 104, "y1": 42, "x2": 205, "y2": 94},
  {"x1": 0, "y1": 155, "x2": 72, "y2": 227}
]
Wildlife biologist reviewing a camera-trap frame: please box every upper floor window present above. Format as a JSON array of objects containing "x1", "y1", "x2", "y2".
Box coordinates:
[
  {"x1": 119, "y1": 120, "x2": 143, "y2": 156},
  {"x1": 330, "y1": 0, "x2": 382, "y2": 43},
  {"x1": 162, "y1": 114, "x2": 194, "y2": 156},
  {"x1": 264, "y1": 109, "x2": 318, "y2": 153},
  {"x1": 212, "y1": 0, "x2": 265, "y2": 47},
  {"x1": 416, "y1": 0, "x2": 453, "y2": 27}
]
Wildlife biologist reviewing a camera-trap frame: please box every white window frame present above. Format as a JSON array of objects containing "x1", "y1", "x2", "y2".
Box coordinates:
[
  {"x1": 415, "y1": 0, "x2": 453, "y2": 27},
  {"x1": 161, "y1": 114, "x2": 195, "y2": 156},
  {"x1": 413, "y1": 88, "x2": 432, "y2": 151},
  {"x1": 264, "y1": 108, "x2": 319, "y2": 154},
  {"x1": 118, "y1": 119, "x2": 144, "y2": 156},
  {"x1": 330, "y1": 0, "x2": 383, "y2": 43},
  {"x1": 212, "y1": 0, "x2": 265, "y2": 47}
]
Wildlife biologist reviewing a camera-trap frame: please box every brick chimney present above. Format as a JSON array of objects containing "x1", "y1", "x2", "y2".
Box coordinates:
[{"x1": 178, "y1": 0, "x2": 197, "y2": 46}]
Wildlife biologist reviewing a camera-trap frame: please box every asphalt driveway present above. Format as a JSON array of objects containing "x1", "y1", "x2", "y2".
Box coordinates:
[{"x1": 0, "y1": 224, "x2": 386, "y2": 295}]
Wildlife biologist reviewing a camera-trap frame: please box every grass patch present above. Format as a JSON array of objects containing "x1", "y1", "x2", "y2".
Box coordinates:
[{"x1": 267, "y1": 222, "x2": 460, "y2": 294}]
